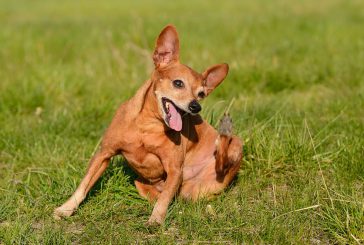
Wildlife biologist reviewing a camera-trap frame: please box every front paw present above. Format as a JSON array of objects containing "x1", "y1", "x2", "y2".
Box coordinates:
[
  {"x1": 53, "y1": 205, "x2": 76, "y2": 220},
  {"x1": 146, "y1": 215, "x2": 163, "y2": 226}
]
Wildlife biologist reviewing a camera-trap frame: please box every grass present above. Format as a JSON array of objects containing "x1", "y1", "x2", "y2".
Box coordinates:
[{"x1": 0, "y1": 0, "x2": 363, "y2": 243}]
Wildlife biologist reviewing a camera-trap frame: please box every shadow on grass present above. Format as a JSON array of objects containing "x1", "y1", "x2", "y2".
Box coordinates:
[{"x1": 82, "y1": 155, "x2": 139, "y2": 204}]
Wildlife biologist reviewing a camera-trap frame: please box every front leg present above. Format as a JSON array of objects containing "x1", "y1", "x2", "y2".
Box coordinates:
[
  {"x1": 54, "y1": 148, "x2": 115, "y2": 219},
  {"x1": 147, "y1": 157, "x2": 183, "y2": 225}
]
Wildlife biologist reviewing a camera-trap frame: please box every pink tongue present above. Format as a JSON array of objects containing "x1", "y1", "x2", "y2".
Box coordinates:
[{"x1": 168, "y1": 103, "x2": 182, "y2": 131}]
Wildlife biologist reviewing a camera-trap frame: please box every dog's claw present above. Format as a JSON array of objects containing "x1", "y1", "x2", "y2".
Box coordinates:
[{"x1": 218, "y1": 113, "x2": 233, "y2": 137}]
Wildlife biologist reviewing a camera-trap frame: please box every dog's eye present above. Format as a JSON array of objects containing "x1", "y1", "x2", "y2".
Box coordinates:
[
  {"x1": 172, "y1": 79, "x2": 184, "y2": 88},
  {"x1": 198, "y1": 91, "x2": 205, "y2": 98}
]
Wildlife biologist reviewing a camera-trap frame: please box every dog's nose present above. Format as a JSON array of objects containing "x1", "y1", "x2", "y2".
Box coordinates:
[{"x1": 188, "y1": 100, "x2": 201, "y2": 114}]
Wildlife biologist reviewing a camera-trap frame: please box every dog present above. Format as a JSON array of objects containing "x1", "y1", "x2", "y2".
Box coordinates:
[{"x1": 54, "y1": 25, "x2": 243, "y2": 225}]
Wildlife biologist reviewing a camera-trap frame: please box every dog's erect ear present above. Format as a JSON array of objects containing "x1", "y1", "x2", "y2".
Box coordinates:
[
  {"x1": 202, "y1": 63, "x2": 229, "y2": 95},
  {"x1": 153, "y1": 25, "x2": 180, "y2": 68}
]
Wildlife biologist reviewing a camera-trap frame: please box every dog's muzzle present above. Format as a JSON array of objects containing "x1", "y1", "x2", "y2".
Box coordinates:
[{"x1": 188, "y1": 100, "x2": 201, "y2": 114}]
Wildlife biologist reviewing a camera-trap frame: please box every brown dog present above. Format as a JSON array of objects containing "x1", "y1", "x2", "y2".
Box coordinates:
[{"x1": 54, "y1": 25, "x2": 243, "y2": 225}]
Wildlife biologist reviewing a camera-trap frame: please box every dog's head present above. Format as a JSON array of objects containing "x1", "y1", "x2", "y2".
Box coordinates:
[{"x1": 151, "y1": 25, "x2": 229, "y2": 132}]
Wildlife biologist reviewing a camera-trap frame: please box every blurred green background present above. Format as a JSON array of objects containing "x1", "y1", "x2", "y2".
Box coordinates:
[{"x1": 0, "y1": 0, "x2": 363, "y2": 244}]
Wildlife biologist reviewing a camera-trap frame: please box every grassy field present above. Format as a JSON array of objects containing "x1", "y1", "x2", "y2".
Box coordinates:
[{"x1": 1, "y1": 0, "x2": 363, "y2": 243}]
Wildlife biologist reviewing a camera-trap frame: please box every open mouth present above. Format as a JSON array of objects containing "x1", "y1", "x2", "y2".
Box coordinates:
[{"x1": 162, "y1": 97, "x2": 185, "y2": 131}]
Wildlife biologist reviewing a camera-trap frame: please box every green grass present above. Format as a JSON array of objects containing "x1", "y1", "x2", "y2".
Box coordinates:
[{"x1": 1, "y1": 0, "x2": 364, "y2": 243}]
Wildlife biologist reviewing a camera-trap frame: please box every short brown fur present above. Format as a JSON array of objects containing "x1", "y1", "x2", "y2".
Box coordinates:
[{"x1": 54, "y1": 25, "x2": 243, "y2": 225}]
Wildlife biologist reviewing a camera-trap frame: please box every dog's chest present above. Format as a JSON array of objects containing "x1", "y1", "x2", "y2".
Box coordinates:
[{"x1": 121, "y1": 130, "x2": 172, "y2": 181}]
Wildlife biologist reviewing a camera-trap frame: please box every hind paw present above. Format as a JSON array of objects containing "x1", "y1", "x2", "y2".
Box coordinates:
[{"x1": 218, "y1": 113, "x2": 233, "y2": 136}]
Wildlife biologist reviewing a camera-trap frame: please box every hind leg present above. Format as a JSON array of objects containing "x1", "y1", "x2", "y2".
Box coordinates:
[
  {"x1": 215, "y1": 134, "x2": 243, "y2": 181},
  {"x1": 215, "y1": 114, "x2": 243, "y2": 180},
  {"x1": 180, "y1": 114, "x2": 243, "y2": 200},
  {"x1": 180, "y1": 136, "x2": 242, "y2": 200},
  {"x1": 135, "y1": 178, "x2": 162, "y2": 202},
  {"x1": 54, "y1": 148, "x2": 115, "y2": 219}
]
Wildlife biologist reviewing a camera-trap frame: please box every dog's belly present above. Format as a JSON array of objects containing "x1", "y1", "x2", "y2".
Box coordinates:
[
  {"x1": 122, "y1": 150, "x2": 165, "y2": 183},
  {"x1": 181, "y1": 156, "x2": 223, "y2": 200},
  {"x1": 182, "y1": 124, "x2": 218, "y2": 180},
  {"x1": 183, "y1": 142, "x2": 216, "y2": 181}
]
